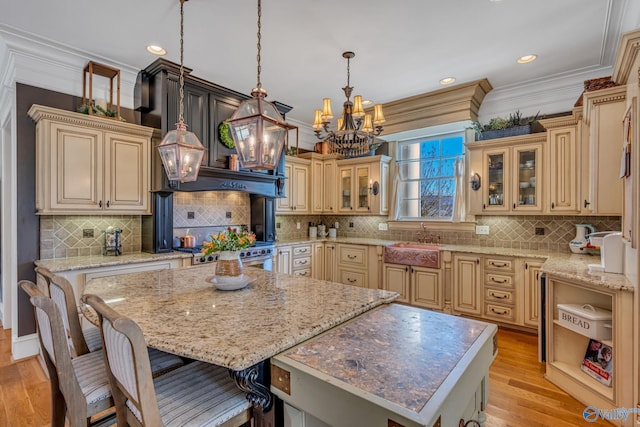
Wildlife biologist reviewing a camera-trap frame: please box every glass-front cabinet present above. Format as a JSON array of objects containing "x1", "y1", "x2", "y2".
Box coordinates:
[
  {"x1": 512, "y1": 144, "x2": 542, "y2": 211},
  {"x1": 338, "y1": 164, "x2": 371, "y2": 212},
  {"x1": 482, "y1": 148, "x2": 509, "y2": 212}
]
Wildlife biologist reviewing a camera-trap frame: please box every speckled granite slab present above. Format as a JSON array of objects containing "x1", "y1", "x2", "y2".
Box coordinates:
[
  {"x1": 35, "y1": 252, "x2": 191, "y2": 272},
  {"x1": 81, "y1": 265, "x2": 398, "y2": 371},
  {"x1": 541, "y1": 254, "x2": 634, "y2": 291},
  {"x1": 279, "y1": 304, "x2": 494, "y2": 413}
]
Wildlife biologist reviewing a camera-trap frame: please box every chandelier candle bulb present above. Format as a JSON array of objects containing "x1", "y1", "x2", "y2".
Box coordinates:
[{"x1": 322, "y1": 98, "x2": 334, "y2": 120}]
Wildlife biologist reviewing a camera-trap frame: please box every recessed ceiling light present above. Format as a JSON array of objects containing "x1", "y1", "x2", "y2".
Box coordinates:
[
  {"x1": 147, "y1": 45, "x2": 167, "y2": 56},
  {"x1": 362, "y1": 100, "x2": 373, "y2": 106},
  {"x1": 440, "y1": 77, "x2": 456, "y2": 85},
  {"x1": 517, "y1": 54, "x2": 537, "y2": 64}
]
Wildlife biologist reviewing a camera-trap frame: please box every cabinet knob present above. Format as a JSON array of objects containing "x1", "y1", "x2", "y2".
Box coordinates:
[
  {"x1": 106, "y1": 200, "x2": 110, "y2": 208},
  {"x1": 483, "y1": 203, "x2": 486, "y2": 209},
  {"x1": 99, "y1": 200, "x2": 102, "y2": 208},
  {"x1": 584, "y1": 199, "x2": 591, "y2": 208},
  {"x1": 525, "y1": 263, "x2": 528, "y2": 270},
  {"x1": 476, "y1": 258, "x2": 480, "y2": 264},
  {"x1": 405, "y1": 266, "x2": 408, "y2": 272},
  {"x1": 513, "y1": 203, "x2": 516, "y2": 209},
  {"x1": 551, "y1": 202, "x2": 555, "y2": 209}
]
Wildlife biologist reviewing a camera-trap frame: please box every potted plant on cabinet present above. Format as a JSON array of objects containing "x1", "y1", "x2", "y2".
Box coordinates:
[{"x1": 471, "y1": 110, "x2": 542, "y2": 141}]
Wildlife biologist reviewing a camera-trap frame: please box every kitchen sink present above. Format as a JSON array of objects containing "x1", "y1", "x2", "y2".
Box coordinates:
[{"x1": 384, "y1": 243, "x2": 441, "y2": 269}]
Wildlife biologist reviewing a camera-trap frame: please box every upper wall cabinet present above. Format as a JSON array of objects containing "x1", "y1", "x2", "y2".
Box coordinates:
[
  {"x1": 467, "y1": 134, "x2": 545, "y2": 215},
  {"x1": 579, "y1": 86, "x2": 626, "y2": 215},
  {"x1": 276, "y1": 156, "x2": 310, "y2": 214},
  {"x1": 28, "y1": 105, "x2": 153, "y2": 215}
]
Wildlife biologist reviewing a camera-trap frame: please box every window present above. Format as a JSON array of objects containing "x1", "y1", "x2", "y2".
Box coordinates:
[{"x1": 396, "y1": 131, "x2": 465, "y2": 220}]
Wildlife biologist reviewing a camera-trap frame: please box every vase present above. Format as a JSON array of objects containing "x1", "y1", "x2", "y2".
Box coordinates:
[{"x1": 215, "y1": 251, "x2": 244, "y2": 277}]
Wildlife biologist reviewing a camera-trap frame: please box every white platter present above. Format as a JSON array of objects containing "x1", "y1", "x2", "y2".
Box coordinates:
[{"x1": 210, "y1": 274, "x2": 256, "y2": 291}]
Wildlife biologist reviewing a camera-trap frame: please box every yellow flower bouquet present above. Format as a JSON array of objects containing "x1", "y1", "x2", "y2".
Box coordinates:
[{"x1": 202, "y1": 227, "x2": 256, "y2": 255}]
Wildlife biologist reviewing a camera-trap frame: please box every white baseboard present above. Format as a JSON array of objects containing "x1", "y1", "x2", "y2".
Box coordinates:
[{"x1": 11, "y1": 332, "x2": 39, "y2": 360}]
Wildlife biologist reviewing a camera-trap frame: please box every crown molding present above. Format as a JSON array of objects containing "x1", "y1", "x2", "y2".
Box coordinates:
[
  {"x1": 612, "y1": 28, "x2": 640, "y2": 84},
  {"x1": 0, "y1": 25, "x2": 138, "y2": 107}
]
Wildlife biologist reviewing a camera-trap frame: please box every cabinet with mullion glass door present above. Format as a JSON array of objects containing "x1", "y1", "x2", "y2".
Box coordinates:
[
  {"x1": 512, "y1": 143, "x2": 542, "y2": 211},
  {"x1": 483, "y1": 148, "x2": 509, "y2": 212}
]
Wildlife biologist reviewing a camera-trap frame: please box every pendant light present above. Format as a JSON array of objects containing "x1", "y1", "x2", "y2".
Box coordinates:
[
  {"x1": 227, "y1": 0, "x2": 296, "y2": 170},
  {"x1": 157, "y1": 0, "x2": 205, "y2": 182}
]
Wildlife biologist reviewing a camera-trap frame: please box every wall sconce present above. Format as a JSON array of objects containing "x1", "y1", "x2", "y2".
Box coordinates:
[
  {"x1": 470, "y1": 173, "x2": 481, "y2": 191},
  {"x1": 369, "y1": 180, "x2": 380, "y2": 196}
]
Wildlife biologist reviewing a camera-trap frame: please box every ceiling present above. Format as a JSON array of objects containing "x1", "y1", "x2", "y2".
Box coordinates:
[{"x1": 2, "y1": 0, "x2": 639, "y2": 126}]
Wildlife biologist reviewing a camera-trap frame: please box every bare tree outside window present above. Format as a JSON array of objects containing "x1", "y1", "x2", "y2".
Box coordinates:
[{"x1": 397, "y1": 132, "x2": 464, "y2": 220}]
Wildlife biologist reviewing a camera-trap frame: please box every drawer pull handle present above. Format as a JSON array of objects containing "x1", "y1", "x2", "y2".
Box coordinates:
[
  {"x1": 490, "y1": 277, "x2": 508, "y2": 284},
  {"x1": 347, "y1": 254, "x2": 357, "y2": 260},
  {"x1": 298, "y1": 271, "x2": 308, "y2": 276},
  {"x1": 298, "y1": 260, "x2": 308, "y2": 264},
  {"x1": 347, "y1": 278, "x2": 357, "y2": 283},
  {"x1": 490, "y1": 307, "x2": 509, "y2": 315},
  {"x1": 490, "y1": 292, "x2": 508, "y2": 299},
  {"x1": 298, "y1": 248, "x2": 308, "y2": 253},
  {"x1": 490, "y1": 262, "x2": 508, "y2": 267}
]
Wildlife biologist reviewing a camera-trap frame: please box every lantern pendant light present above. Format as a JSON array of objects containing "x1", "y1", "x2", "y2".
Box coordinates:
[
  {"x1": 157, "y1": 0, "x2": 205, "y2": 182},
  {"x1": 227, "y1": 0, "x2": 295, "y2": 170}
]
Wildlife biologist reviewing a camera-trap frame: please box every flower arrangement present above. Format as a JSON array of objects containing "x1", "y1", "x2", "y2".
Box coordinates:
[{"x1": 202, "y1": 227, "x2": 256, "y2": 255}]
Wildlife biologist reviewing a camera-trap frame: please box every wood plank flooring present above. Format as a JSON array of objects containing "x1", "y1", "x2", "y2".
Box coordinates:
[{"x1": 0, "y1": 324, "x2": 610, "y2": 426}]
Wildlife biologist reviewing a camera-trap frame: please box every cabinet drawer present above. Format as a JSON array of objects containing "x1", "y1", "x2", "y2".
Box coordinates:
[
  {"x1": 293, "y1": 268, "x2": 312, "y2": 277},
  {"x1": 484, "y1": 257, "x2": 514, "y2": 272},
  {"x1": 338, "y1": 268, "x2": 367, "y2": 287},
  {"x1": 293, "y1": 256, "x2": 311, "y2": 269},
  {"x1": 338, "y1": 245, "x2": 367, "y2": 268},
  {"x1": 293, "y1": 245, "x2": 312, "y2": 257},
  {"x1": 484, "y1": 303, "x2": 516, "y2": 322},
  {"x1": 485, "y1": 273, "x2": 514, "y2": 288},
  {"x1": 484, "y1": 287, "x2": 515, "y2": 304}
]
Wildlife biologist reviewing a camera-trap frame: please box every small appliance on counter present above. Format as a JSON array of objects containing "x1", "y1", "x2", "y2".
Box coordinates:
[
  {"x1": 104, "y1": 226, "x2": 122, "y2": 256},
  {"x1": 588, "y1": 232, "x2": 624, "y2": 274},
  {"x1": 569, "y1": 224, "x2": 595, "y2": 254}
]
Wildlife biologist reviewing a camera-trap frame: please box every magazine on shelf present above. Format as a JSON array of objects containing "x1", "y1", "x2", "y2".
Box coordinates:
[{"x1": 581, "y1": 339, "x2": 613, "y2": 387}]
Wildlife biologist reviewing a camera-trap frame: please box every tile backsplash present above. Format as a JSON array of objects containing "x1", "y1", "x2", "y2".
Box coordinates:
[
  {"x1": 173, "y1": 191, "x2": 250, "y2": 228},
  {"x1": 40, "y1": 215, "x2": 141, "y2": 259},
  {"x1": 276, "y1": 214, "x2": 621, "y2": 253}
]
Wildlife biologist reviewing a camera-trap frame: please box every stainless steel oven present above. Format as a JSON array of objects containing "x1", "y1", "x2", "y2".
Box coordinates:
[{"x1": 175, "y1": 243, "x2": 275, "y2": 271}]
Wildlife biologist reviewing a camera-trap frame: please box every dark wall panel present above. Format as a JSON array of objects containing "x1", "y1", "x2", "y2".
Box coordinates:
[{"x1": 14, "y1": 83, "x2": 135, "y2": 336}]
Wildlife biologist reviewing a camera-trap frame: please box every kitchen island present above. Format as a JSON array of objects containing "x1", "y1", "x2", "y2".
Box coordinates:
[{"x1": 81, "y1": 264, "x2": 497, "y2": 426}]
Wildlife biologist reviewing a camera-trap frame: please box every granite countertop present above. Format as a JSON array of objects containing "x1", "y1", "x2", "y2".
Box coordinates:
[
  {"x1": 34, "y1": 251, "x2": 191, "y2": 272},
  {"x1": 541, "y1": 254, "x2": 634, "y2": 292},
  {"x1": 81, "y1": 265, "x2": 399, "y2": 371},
  {"x1": 281, "y1": 304, "x2": 495, "y2": 415}
]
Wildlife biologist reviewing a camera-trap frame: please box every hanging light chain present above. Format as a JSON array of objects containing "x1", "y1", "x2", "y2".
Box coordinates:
[
  {"x1": 346, "y1": 54, "x2": 350, "y2": 88},
  {"x1": 178, "y1": 0, "x2": 185, "y2": 124},
  {"x1": 256, "y1": 0, "x2": 262, "y2": 90}
]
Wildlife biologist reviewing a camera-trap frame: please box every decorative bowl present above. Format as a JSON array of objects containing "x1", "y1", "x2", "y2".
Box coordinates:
[
  {"x1": 519, "y1": 182, "x2": 530, "y2": 188},
  {"x1": 210, "y1": 275, "x2": 256, "y2": 291}
]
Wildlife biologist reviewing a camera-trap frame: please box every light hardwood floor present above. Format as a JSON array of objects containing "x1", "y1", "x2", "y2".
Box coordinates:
[{"x1": 0, "y1": 324, "x2": 610, "y2": 426}]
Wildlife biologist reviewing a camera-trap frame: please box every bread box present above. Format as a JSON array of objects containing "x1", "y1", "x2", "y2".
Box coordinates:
[{"x1": 557, "y1": 303, "x2": 612, "y2": 341}]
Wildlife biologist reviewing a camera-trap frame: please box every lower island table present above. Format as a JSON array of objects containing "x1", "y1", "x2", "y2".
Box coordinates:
[{"x1": 81, "y1": 264, "x2": 497, "y2": 427}]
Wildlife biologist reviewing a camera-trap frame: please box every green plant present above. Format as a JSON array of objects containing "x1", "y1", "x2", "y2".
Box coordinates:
[
  {"x1": 202, "y1": 227, "x2": 256, "y2": 254},
  {"x1": 78, "y1": 103, "x2": 125, "y2": 121},
  {"x1": 469, "y1": 110, "x2": 541, "y2": 137}
]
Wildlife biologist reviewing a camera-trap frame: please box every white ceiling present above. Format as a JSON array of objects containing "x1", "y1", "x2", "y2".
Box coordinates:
[{"x1": 2, "y1": 0, "x2": 640, "y2": 126}]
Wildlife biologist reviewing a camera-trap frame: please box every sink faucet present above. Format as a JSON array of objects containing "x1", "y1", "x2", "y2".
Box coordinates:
[{"x1": 417, "y1": 223, "x2": 440, "y2": 244}]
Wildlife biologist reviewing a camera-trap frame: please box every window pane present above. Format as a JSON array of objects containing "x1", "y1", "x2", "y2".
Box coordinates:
[{"x1": 397, "y1": 129, "x2": 466, "y2": 220}]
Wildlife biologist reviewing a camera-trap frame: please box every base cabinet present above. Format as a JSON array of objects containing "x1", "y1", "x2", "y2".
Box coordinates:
[
  {"x1": 523, "y1": 260, "x2": 544, "y2": 328},
  {"x1": 383, "y1": 264, "x2": 442, "y2": 309},
  {"x1": 276, "y1": 245, "x2": 293, "y2": 275},
  {"x1": 544, "y1": 275, "x2": 633, "y2": 425},
  {"x1": 452, "y1": 253, "x2": 482, "y2": 315},
  {"x1": 336, "y1": 243, "x2": 379, "y2": 289}
]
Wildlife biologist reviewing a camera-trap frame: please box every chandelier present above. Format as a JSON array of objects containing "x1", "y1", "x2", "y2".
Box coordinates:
[
  {"x1": 227, "y1": 0, "x2": 296, "y2": 170},
  {"x1": 157, "y1": 0, "x2": 206, "y2": 183},
  {"x1": 313, "y1": 51, "x2": 385, "y2": 158}
]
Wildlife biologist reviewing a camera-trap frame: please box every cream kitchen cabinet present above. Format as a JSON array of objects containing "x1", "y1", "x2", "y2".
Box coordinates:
[
  {"x1": 383, "y1": 263, "x2": 442, "y2": 308},
  {"x1": 291, "y1": 243, "x2": 312, "y2": 277},
  {"x1": 324, "y1": 241, "x2": 337, "y2": 282},
  {"x1": 298, "y1": 152, "x2": 340, "y2": 214},
  {"x1": 523, "y1": 259, "x2": 544, "y2": 328},
  {"x1": 452, "y1": 253, "x2": 482, "y2": 315},
  {"x1": 276, "y1": 245, "x2": 293, "y2": 274},
  {"x1": 336, "y1": 243, "x2": 380, "y2": 289},
  {"x1": 579, "y1": 86, "x2": 626, "y2": 215},
  {"x1": 483, "y1": 256, "x2": 520, "y2": 326},
  {"x1": 337, "y1": 155, "x2": 391, "y2": 215},
  {"x1": 467, "y1": 134, "x2": 545, "y2": 215},
  {"x1": 543, "y1": 118, "x2": 580, "y2": 213},
  {"x1": 276, "y1": 156, "x2": 310, "y2": 214},
  {"x1": 28, "y1": 104, "x2": 152, "y2": 215},
  {"x1": 312, "y1": 242, "x2": 324, "y2": 280}
]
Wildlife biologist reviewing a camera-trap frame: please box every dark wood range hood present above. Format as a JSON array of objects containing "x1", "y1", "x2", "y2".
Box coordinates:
[{"x1": 136, "y1": 58, "x2": 291, "y2": 198}]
